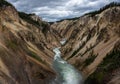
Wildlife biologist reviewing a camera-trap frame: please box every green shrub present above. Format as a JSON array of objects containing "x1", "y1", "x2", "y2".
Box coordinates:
[
  {"x1": 56, "y1": 17, "x2": 79, "y2": 22},
  {"x1": 85, "y1": 48, "x2": 120, "y2": 84},
  {"x1": 7, "y1": 42, "x2": 16, "y2": 48},
  {"x1": 54, "y1": 2, "x2": 120, "y2": 23},
  {"x1": 67, "y1": 41, "x2": 86, "y2": 60},
  {"x1": 27, "y1": 51, "x2": 47, "y2": 65},
  {"x1": 18, "y1": 12, "x2": 40, "y2": 27},
  {"x1": 85, "y1": 2, "x2": 120, "y2": 17},
  {"x1": 0, "y1": 0, "x2": 12, "y2": 7},
  {"x1": 27, "y1": 51, "x2": 42, "y2": 62},
  {"x1": 83, "y1": 51, "x2": 97, "y2": 67},
  {"x1": 100, "y1": 48, "x2": 120, "y2": 71},
  {"x1": 6, "y1": 41, "x2": 17, "y2": 50},
  {"x1": 18, "y1": 12, "x2": 49, "y2": 30}
]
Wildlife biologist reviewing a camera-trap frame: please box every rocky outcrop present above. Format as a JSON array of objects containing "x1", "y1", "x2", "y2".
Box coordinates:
[{"x1": 29, "y1": 13, "x2": 42, "y2": 22}]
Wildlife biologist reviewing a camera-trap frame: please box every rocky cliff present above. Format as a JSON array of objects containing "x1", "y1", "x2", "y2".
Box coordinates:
[
  {"x1": 0, "y1": 0, "x2": 120, "y2": 84},
  {"x1": 51, "y1": 2, "x2": 120, "y2": 84},
  {"x1": 0, "y1": 0, "x2": 60, "y2": 84}
]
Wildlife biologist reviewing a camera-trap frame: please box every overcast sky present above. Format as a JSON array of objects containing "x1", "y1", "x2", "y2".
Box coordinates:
[{"x1": 6, "y1": 0, "x2": 120, "y2": 22}]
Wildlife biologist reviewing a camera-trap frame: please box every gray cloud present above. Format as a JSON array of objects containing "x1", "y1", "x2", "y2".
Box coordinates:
[{"x1": 7, "y1": 0, "x2": 120, "y2": 22}]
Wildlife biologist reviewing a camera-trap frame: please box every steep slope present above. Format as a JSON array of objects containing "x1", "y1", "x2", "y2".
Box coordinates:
[
  {"x1": 0, "y1": 0, "x2": 60, "y2": 84},
  {"x1": 51, "y1": 2, "x2": 120, "y2": 84}
]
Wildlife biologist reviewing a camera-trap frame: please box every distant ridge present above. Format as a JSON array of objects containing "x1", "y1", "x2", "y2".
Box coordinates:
[{"x1": 55, "y1": 2, "x2": 120, "y2": 23}]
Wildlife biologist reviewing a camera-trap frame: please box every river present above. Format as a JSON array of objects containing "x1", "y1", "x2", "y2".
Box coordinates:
[{"x1": 51, "y1": 40, "x2": 83, "y2": 84}]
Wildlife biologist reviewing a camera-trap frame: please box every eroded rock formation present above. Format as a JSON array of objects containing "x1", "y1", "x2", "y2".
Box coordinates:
[{"x1": 0, "y1": 0, "x2": 120, "y2": 84}]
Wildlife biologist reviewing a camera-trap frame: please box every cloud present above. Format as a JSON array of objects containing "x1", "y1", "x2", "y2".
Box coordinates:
[{"x1": 6, "y1": 0, "x2": 120, "y2": 22}]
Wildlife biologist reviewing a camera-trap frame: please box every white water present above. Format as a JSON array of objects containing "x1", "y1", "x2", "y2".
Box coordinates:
[
  {"x1": 60, "y1": 38, "x2": 66, "y2": 45},
  {"x1": 51, "y1": 40, "x2": 83, "y2": 84}
]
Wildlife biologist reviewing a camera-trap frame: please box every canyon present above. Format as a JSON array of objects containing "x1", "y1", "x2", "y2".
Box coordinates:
[{"x1": 0, "y1": 0, "x2": 120, "y2": 84}]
